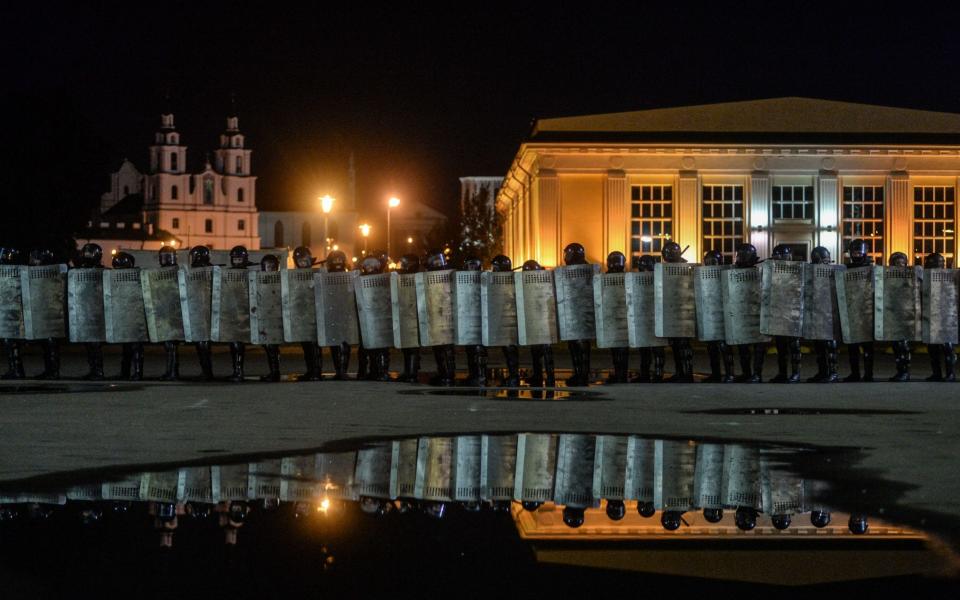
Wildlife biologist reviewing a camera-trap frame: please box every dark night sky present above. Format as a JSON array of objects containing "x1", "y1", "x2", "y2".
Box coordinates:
[{"x1": 2, "y1": 3, "x2": 959, "y2": 249}]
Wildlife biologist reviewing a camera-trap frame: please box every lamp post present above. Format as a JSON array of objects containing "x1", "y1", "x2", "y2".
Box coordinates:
[
  {"x1": 359, "y1": 223, "x2": 371, "y2": 255},
  {"x1": 387, "y1": 196, "x2": 400, "y2": 259},
  {"x1": 320, "y1": 195, "x2": 335, "y2": 253}
]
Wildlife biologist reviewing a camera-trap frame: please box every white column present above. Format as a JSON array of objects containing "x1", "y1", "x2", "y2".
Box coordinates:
[
  {"x1": 887, "y1": 171, "x2": 911, "y2": 260},
  {"x1": 537, "y1": 169, "x2": 560, "y2": 267},
  {"x1": 677, "y1": 171, "x2": 699, "y2": 261},
  {"x1": 749, "y1": 171, "x2": 771, "y2": 257},
  {"x1": 603, "y1": 170, "x2": 628, "y2": 258},
  {"x1": 817, "y1": 170, "x2": 840, "y2": 259}
]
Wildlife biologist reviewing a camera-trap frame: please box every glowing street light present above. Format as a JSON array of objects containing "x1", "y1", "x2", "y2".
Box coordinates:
[
  {"x1": 406, "y1": 236, "x2": 413, "y2": 244},
  {"x1": 387, "y1": 197, "x2": 400, "y2": 259}
]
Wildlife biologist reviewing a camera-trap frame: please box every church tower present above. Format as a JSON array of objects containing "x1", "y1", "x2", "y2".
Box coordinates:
[
  {"x1": 212, "y1": 112, "x2": 258, "y2": 248},
  {"x1": 145, "y1": 112, "x2": 190, "y2": 218}
]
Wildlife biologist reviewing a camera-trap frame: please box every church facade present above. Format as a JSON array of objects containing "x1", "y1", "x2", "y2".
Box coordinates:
[{"x1": 497, "y1": 98, "x2": 960, "y2": 267}]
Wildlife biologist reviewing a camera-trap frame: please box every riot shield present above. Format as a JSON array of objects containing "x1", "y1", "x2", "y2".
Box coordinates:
[
  {"x1": 141, "y1": 266, "x2": 185, "y2": 342},
  {"x1": 177, "y1": 467, "x2": 213, "y2": 503},
  {"x1": 178, "y1": 266, "x2": 213, "y2": 343},
  {"x1": 101, "y1": 476, "x2": 141, "y2": 502},
  {"x1": 514, "y1": 270, "x2": 558, "y2": 346},
  {"x1": 835, "y1": 266, "x2": 874, "y2": 344},
  {"x1": 415, "y1": 269, "x2": 455, "y2": 347},
  {"x1": 389, "y1": 438, "x2": 420, "y2": 499},
  {"x1": 280, "y1": 456, "x2": 318, "y2": 502},
  {"x1": 315, "y1": 270, "x2": 360, "y2": 347},
  {"x1": 760, "y1": 260, "x2": 805, "y2": 337},
  {"x1": 452, "y1": 271, "x2": 482, "y2": 346},
  {"x1": 803, "y1": 263, "x2": 845, "y2": 341},
  {"x1": 103, "y1": 268, "x2": 148, "y2": 343},
  {"x1": 480, "y1": 435, "x2": 517, "y2": 502},
  {"x1": 316, "y1": 452, "x2": 359, "y2": 501},
  {"x1": 625, "y1": 272, "x2": 668, "y2": 348},
  {"x1": 593, "y1": 272, "x2": 628, "y2": 348},
  {"x1": 653, "y1": 440, "x2": 697, "y2": 511},
  {"x1": 281, "y1": 268, "x2": 318, "y2": 343},
  {"x1": 513, "y1": 433, "x2": 557, "y2": 503},
  {"x1": 451, "y1": 436, "x2": 482, "y2": 502},
  {"x1": 554, "y1": 434, "x2": 599, "y2": 508},
  {"x1": 654, "y1": 262, "x2": 697, "y2": 338},
  {"x1": 211, "y1": 267, "x2": 250, "y2": 343},
  {"x1": 354, "y1": 443, "x2": 393, "y2": 499},
  {"x1": 66, "y1": 484, "x2": 101, "y2": 501},
  {"x1": 922, "y1": 268, "x2": 960, "y2": 344},
  {"x1": 720, "y1": 445, "x2": 761, "y2": 509},
  {"x1": 760, "y1": 453, "x2": 805, "y2": 516},
  {"x1": 692, "y1": 443, "x2": 725, "y2": 510},
  {"x1": 480, "y1": 271, "x2": 518, "y2": 347},
  {"x1": 355, "y1": 272, "x2": 393, "y2": 349},
  {"x1": 249, "y1": 459, "x2": 282, "y2": 501},
  {"x1": 721, "y1": 267, "x2": 769, "y2": 346},
  {"x1": 21, "y1": 264, "x2": 67, "y2": 340},
  {"x1": 592, "y1": 435, "x2": 627, "y2": 501},
  {"x1": 0, "y1": 265, "x2": 24, "y2": 339},
  {"x1": 414, "y1": 437, "x2": 453, "y2": 502},
  {"x1": 623, "y1": 436, "x2": 655, "y2": 503},
  {"x1": 211, "y1": 464, "x2": 251, "y2": 502},
  {"x1": 554, "y1": 264, "x2": 599, "y2": 341},
  {"x1": 874, "y1": 266, "x2": 922, "y2": 341},
  {"x1": 249, "y1": 271, "x2": 284, "y2": 345},
  {"x1": 694, "y1": 265, "x2": 727, "y2": 342},
  {"x1": 390, "y1": 272, "x2": 420, "y2": 349},
  {"x1": 67, "y1": 268, "x2": 105, "y2": 343},
  {"x1": 139, "y1": 470, "x2": 179, "y2": 503}
]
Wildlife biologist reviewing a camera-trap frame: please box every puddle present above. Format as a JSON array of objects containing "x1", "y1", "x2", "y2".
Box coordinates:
[
  {"x1": 397, "y1": 388, "x2": 606, "y2": 401},
  {"x1": 0, "y1": 384, "x2": 144, "y2": 395}
]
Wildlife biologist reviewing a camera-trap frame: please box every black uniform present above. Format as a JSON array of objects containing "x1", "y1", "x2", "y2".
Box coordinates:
[
  {"x1": 769, "y1": 244, "x2": 802, "y2": 384},
  {"x1": 227, "y1": 245, "x2": 252, "y2": 383},
  {"x1": 293, "y1": 246, "x2": 322, "y2": 382},
  {"x1": 521, "y1": 260, "x2": 555, "y2": 387},
  {"x1": 630, "y1": 255, "x2": 665, "y2": 383},
  {"x1": 462, "y1": 256, "x2": 487, "y2": 387},
  {"x1": 604, "y1": 251, "x2": 629, "y2": 384},
  {"x1": 259, "y1": 254, "x2": 282, "y2": 382},
  {"x1": 887, "y1": 252, "x2": 912, "y2": 382},
  {"x1": 844, "y1": 239, "x2": 874, "y2": 382},
  {"x1": 112, "y1": 252, "x2": 144, "y2": 381},
  {"x1": 396, "y1": 254, "x2": 421, "y2": 383},
  {"x1": 732, "y1": 244, "x2": 766, "y2": 383},
  {"x1": 806, "y1": 246, "x2": 840, "y2": 383},
  {"x1": 561, "y1": 243, "x2": 592, "y2": 386},
  {"x1": 157, "y1": 245, "x2": 180, "y2": 381},
  {"x1": 188, "y1": 245, "x2": 215, "y2": 380},
  {"x1": 923, "y1": 252, "x2": 957, "y2": 382},
  {"x1": 701, "y1": 249, "x2": 734, "y2": 383},
  {"x1": 0, "y1": 247, "x2": 25, "y2": 380},
  {"x1": 660, "y1": 242, "x2": 694, "y2": 383}
]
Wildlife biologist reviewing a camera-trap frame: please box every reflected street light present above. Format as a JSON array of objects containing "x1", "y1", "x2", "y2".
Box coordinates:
[
  {"x1": 320, "y1": 195, "x2": 335, "y2": 253},
  {"x1": 359, "y1": 223, "x2": 371, "y2": 255},
  {"x1": 387, "y1": 197, "x2": 400, "y2": 259}
]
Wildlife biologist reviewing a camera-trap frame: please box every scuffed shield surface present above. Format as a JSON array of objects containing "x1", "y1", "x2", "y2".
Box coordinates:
[
  {"x1": 389, "y1": 438, "x2": 419, "y2": 499},
  {"x1": 554, "y1": 264, "x2": 599, "y2": 341},
  {"x1": 141, "y1": 266, "x2": 185, "y2": 342},
  {"x1": 693, "y1": 444, "x2": 725, "y2": 509},
  {"x1": 211, "y1": 267, "x2": 250, "y2": 343},
  {"x1": 249, "y1": 271, "x2": 284, "y2": 345},
  {"x1": 103, "y1": 268, "x2": 148, "y2": 343},
  {"x1": 21, "y1": 264, "x2": 67, "y2": 340},
  {"x1": 592, "y1": 435, "x2": 627, "y2": 501},
  {"x1": 593, "y1": 272, "x2": 628, "y2": 348},
  {"x1": 480, "y1": 271, "x2": 518, "y2": 347},
  {"x1": 760, "y1": 260, "x2": 805, "y2": 337},
  {"x1": 0, "y1": 265, "x2": 24, "y2": 339},
  {"x1": 415, "y1": 269, "x2": 455, "y2": 347},
  {"x1": 653, "y1": 440, "x2": 696, "y2": 511},
  {"x1": 873, "y1": 266, "x2": 921, "y2": 341},
  {"x1": 514, "y1": 270, "x2": 558, "y2": 346},
  {"x1": 513, "y1": 434, "x2": 557, "y2": 503},
  {"x1": 722, "y1": 267, "x2": 769, "y2": 346},
  {"x1": 178, "y1": 266, "x2": 213, "y2": 342},
  {"x1": 281, "y1": 268, "x2": 317, "y2": 343},
  {"x1": 694, "y1": 265, "x2": 727, "y2": 342},
  {"x1": 355, "y1": 272, "x2": 393, "y2": 349},
  {"x1": 922, "y1": 268, "x2": 960, "y2": 344},
  {"x1": 654, "y1": 263, "x2": 697, "y2": 338},
  {"x1": 625, "y1": 272, "x2": 667, "y2": 348},
  {"x1": 414, "y1": 437, "x2": 453, "y2": 502},
  {"x1": 553, "y1": 434, "x2": 598, "y2": 508},
  {"x1": 67, "y1": 268, "x2": 105, "y2": 343},
  {"x1": 721, "y1": 445, "x2": 761, "y2": 509},
  {"x1": 760, "y1": 455, "x2": 804, "y2": 516},
  {"x1": 316, "y1": 270, "x2": 360, "y2": 347},
  {"x1": 803, "y1": 263, "x2": 844, "y2": 341},
  {"x1": 451, "y1": 436, "x2": 482, "y2": 502},
  {"x1": 354, "y1": 444, "x2": 393, "y2": 499},
  {"x1": 480, "y1": 435, "x2": 517, "y2": 502},
  {"x1": 390, "y1": 272, "x2": 419, "y2": 349},
  {"x1": 452, "y1": 271, "x2": 482, "y2": 345},
  {"x1": 836, "y1": 266, "x2": 874, "y2": 344}
]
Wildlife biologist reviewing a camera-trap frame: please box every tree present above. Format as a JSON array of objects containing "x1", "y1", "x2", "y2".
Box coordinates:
[{"x1": 456, "y1": 185, "x2": 502, "y2": 263}]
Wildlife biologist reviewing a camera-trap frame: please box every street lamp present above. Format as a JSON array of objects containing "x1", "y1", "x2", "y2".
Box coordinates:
[
  {"x1": 320, "y1": 195, "x2": 335, "y2": 252},
  {"x1": 387, "y1": 196, "x2": 400, "y2": 259},
  {"x1": 359, "y1": 223, "x2": 371, "y2": 255}
]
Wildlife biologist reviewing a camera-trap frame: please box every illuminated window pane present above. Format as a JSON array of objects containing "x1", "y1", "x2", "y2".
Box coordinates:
[
  {"x1": 630, "y1": 184, "x2": 673, "y2": 264},
  {"x1": 701, "y1": 184, "x2": 744, "y2": 264},
  {"x1": 842, "y1": 185, "x2": 885, "y2": 265},
  {"x1": 913, "y1": 185, "x2": 956, "y2": 266}
]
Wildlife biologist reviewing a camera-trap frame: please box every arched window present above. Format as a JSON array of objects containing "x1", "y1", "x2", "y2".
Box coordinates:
[
  {"x1": 203, "y1": 179, "x2": 214, "y2": 205},
  {"x1": 235, "y1": 156, "x2": 243, "y2": 174},
  {"x1": 170, "y1": 152, "x2": 178, "y2": 172},
  {"x1": 302, "y1": 221, "x2": 311, "y2": 247},
  {"x1": 274, "y1": 220, "x2": 284, "y2": 247},
  {"x1": 171, "y1": 185, "x2": 178, "y2": 200},
  {"x1": 237, "y1": 188, "x2": 244, "y2": 203}
]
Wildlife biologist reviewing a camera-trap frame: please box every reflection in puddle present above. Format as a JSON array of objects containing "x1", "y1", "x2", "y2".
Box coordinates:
[
  {"x1": 0, "y1": 435, "x2": 955, "y2": 593},
  {"x1": 397, "y1": 388, "x2": 605, "y2": 401}
]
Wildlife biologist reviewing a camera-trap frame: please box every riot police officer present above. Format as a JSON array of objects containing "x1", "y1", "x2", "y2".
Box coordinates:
[
  {"x1": 769, "y1": 244, "x2": 802, "y2": 383},
  {"x1": 702, "y1": 249, "x2": 735, "y2": 383},
  {"x1": 923, "y1": 252, "x2": 956, "y2": 382},
  {"x1": 396, "y1": 254, "x2": 422, "y2": 383},
  {"x1": 189, "y1": 245, "x2": 215, "y2": 380},
  {"x1": 732, "y1": 244, "x2": 766, "y2": 383},
  {"x1": 324, "y1": 250, "x2": 353, "y2": 380},
  {"x1": 888, "y1": 252, "x2": 913, "y2": 382},
  {"x1": 631, "y1": 255, "x2": 665, "y2": 383},
  {"x1": 75, "y1": 243, "x2": 106, "y2": 380},
  {"x1": 604, "y1": 251, "x2": 629, "y2": 384},
  {"x1": 358, "y1": 256, "x2": 391, "y2": 381},
  {"x1": 462, "y1": 256, "x2": 487, "y2": 386},
  {"x1": 112, "y1": 252, "x2": 144, "y2": 380},
  {"x1": 425, "y1": 249, "x2": 457, "y2": 386},
  {"x1": 491, "y1": 254, "x2": 521, "y2": 387},
  {"x1": 259, "y1": 254, "x2": 282, "y2": 382},
  {"x1": 292, "y1": 246, "x2": 322, "y2": 381},
  {"x1": 844, "y1": 239, "x2": 874, "y2": 382},
  {"x1": 561, "y1": 243, "x2": 593, "y2": 386},
  {"x1": 806, "y1": 247, "x2": 840, "y2": 383},
  {"x1": 30, "y1": 249, "x2": 62, "y2": 380},
  {"x1": 157, "y1": 245, "x2": 181, "y2": 381},
  {"x1": 0, "y1": 247, "x2": 25, "y2": 380},
  {"x1": 660, "y1": 242, "x2": 694, "y2": 382},
  {"x1": 522, "y1": 260, "x2": 556, "y2": 387},
  {"x1": 227, "y1": 245, "x2": 252, "y2": 383}
]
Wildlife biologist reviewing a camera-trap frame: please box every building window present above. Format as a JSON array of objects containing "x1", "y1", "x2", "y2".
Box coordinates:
[
  {"x1": 630, "y1": 184, "x2": 673, "y2": 262},
  {"x1": 274, "y1": 221, "x2": 284, "y2": 247},
  {"x1": 702, "y1": 184, "x2": 745, "y2": 263},
  {"x1": 172, "y1": 218, "x2": 179, "y2": 230},
  {"x1": 203, "y1": 179, "x2": 214, "y2": 205},
  {"x1": 842, "y1": 185, "x2": 885, "y2": 265},
  {"x1": 235, "y1": 156, "x2": 243, "y2": 174},
  {"x1": 772, "y1": 185, "x2": 814, "y2": 220},
  {"x1": 913, "y1": 185, "x2": 956, "y2": 266},
  {"x1": 237, "y1": 188, "x2": 244, "y2": 203},
  {"x1": 171, "y1": 185, "x2": 178, "y2": 200},
  {"x1": 204, "y1": 219, "x2": 213, "y2": 234},
  {"x1": 170, "y1": 152, "x2": 178, "y2": 172},
  {"x1": 238, "y1": 219, "x2": 245, "y2": 231}
]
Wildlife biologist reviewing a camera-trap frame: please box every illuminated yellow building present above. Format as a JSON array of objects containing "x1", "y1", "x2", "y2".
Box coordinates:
[{"x1": 498, "y1": 97, "x2": 960, "y2": 267}]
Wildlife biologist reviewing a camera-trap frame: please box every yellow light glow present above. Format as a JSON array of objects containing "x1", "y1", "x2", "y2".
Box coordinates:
[
  {"x1": 640, "y1": 235, "x2": 653, "y2": 243},
  {"x1": 388, "y1": 196, "x2": 400, "y2": 208},
  {"x1": 352, "y1": 256, "x2": 358, "y2": 262},
  {"x1": 406, "y1": 237, "x2": 413, "y2": 244},
  {"x1": 316, "y1": 497, "x2": 331, "y2": 514},
  {"x1": 111, "y1": 249, "x2": 118, "y2": 255},
  {"x1": 359, "y1": 223, "x2": 371, "y2": 237},
  {"x1": 320, "y1": 195, "x2": 335, "y2": 214},
  {"x1": 332, "y1": 244, "x2": 339, "y2": 251}
]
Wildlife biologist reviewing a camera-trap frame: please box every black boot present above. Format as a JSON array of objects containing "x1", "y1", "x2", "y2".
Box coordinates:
[
  {"x1": 2, "y1": 340, "x2": 26, "y2": 380},
  {"x1": 862, "y1": 342, "x2": 874, "y2": 382},
  {"x1": 821, "y1": 340, "x2": 840, "y2": 383},
  {"x1": 605, "y1": 347, "x2": 628, "y2": 384},
  {"x1": 807, "y1": 341, "x2": 826, "y2": 382},
  {"x1": 297, "y1": 343, "x2": 322, "y2": 381},
  {"x1": 530, "y1": 346, "x2": 544, "y2": 387},
  {"x1": 704, "y1": 341, "x2": 723, "y2": 382},
  {"x1": 465, "y1": 346, "x2": 480, "y2": 386},
  {"x1": 261, "y1": 345, "x2": 281, "y2": 382},
  {"x1": 632, "y1": 347, "x2": 652, "y2": 383},
  {"x1": 565, "y1": 341, "x2": 583, "y2": 386},
  {"x1": 84, "y1": 343, "x2": 105, "y2": 381},
  {"x1": 543, "y1": 345, "x2": 556, "y2": 388},
  {"x1": 735, "y1": 345, "x2": 752, "y2": 382},
  {"x1": 771, "y1": 337, "x2": 789, "y2": 383},
  {"x1": 356, "y1": 347, "x2": 369, "y2": 380},
  {"x1": 376, "y1": 349, "x2": 392, "y2": 382},
  {"x1": 332, "y1": 342, "x2": 351, "y2": 380},
  {"x1": 787, "y1": 338, "x2": 802, "y2": 383},
  {"x1": 196, "y1": 342, "x2": 214, "y2": 381},
  {"x1": 129, "y1": 343, "x2": 143, "y2": 381},
  {"x1": 749, "y1": 343, "x2": 766, "y2": 383},
  {"x1": 844, "y1": 343, "x2": 861, "y2": 382},
  {"x1": 681, "y1": 341, "x2": 695, "y2": 383},
  {"x1": 666, "y1": 339, "x2": 684, "y2": 382},
  {"x1": 944, "y1": 343, "x2": 956, "y2": 382},
  {"x1": 37, "y1": 339, "x2": 60, "y2": 380},
  {"x1": 503, "y1": 345, "x2": 520, "y2": 387},
  {"x1": 444, "y1": 345, "x2": 457, "y2": 386},
  {"x1": 651, "y1": 347, "x2": 665, "y2": 383},
  {"x1": 229, "y1": 343, "x2": 245, "y2": 383},
  {"x1": 889, "y1": 341, "x2": 910, "y2": 382},
  {"x1": 469, "y1": 345, "x2": 487, "y2": 387},
  {"x1": 581, "y1": 341, "x2": 592, "y2": 385},
  {"x1": 160, "y1": 341, "x2": 179, "y2": 381},
  {"x1": 120, "y1": 344, "x2": 132, "y2": 379},
  {"x1": 720, "y1": 342, "x2": 735, "y2": 383}
]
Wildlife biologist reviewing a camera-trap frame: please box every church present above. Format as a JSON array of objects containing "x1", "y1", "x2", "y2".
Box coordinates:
[{"x1": 497, "y1": 97, "x2": 960, "y2": 268}]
